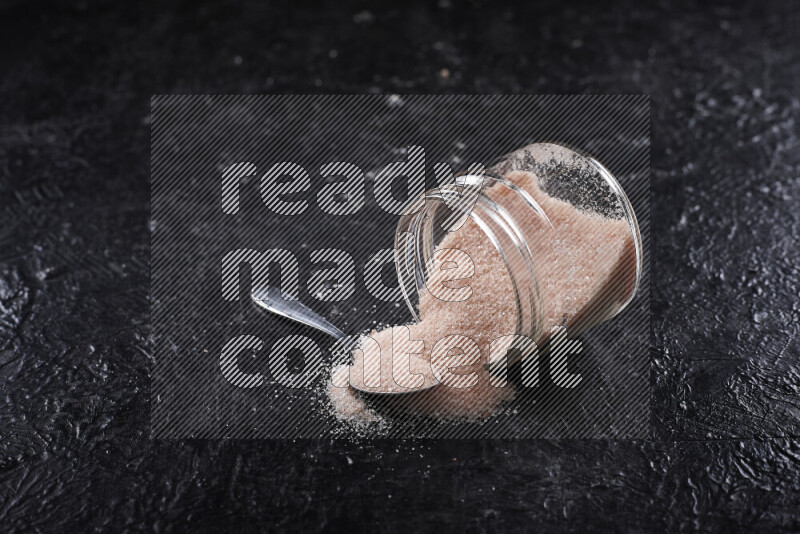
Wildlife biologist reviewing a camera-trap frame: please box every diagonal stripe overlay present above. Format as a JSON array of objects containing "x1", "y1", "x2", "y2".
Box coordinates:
[{"x1": 151, "y1": 95, "x2": 650, "y2": 439}]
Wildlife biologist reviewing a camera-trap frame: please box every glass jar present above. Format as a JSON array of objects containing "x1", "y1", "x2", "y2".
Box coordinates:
[{"x1": 393, "y1": 143, "x2": 643, "y2": 360}]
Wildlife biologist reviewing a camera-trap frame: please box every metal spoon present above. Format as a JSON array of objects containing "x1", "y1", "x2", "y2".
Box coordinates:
[
  {"x1": 251, "y1": 287, "x2": 440, "y2": 395},
  {"x1": 252, "y1": 286, "x2": 347, "y2": 340}
]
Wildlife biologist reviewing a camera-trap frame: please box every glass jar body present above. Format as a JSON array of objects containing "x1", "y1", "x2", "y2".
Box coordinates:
[{"x1": 394, "y1": 143, "x2": 642, "y2": 355}]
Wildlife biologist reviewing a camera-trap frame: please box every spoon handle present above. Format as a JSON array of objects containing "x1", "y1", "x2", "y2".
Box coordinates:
[{"x1": 251, "y1": 287, "x2": 347, "y2": 340}]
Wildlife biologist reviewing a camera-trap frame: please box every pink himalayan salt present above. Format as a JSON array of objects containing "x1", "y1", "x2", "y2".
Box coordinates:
[
  {"x1": 326, "y1": 364, "x2": 387, "y2": 428},
  {"x1": 326, "y1": 170, "x2": 635, "y2": 423}
]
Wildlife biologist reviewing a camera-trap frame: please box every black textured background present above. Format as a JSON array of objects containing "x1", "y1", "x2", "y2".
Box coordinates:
[{"x1": 1, "y1": 0, "x2": 799, "y2": 531}]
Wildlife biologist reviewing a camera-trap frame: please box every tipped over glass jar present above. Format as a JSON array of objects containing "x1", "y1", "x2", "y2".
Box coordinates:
[{"x1": 327, "y1": 142, "x2": 643, "y2": 422}]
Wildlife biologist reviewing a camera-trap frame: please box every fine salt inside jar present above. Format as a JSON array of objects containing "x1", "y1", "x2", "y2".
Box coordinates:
[{"x1": 395, "y1": 142, "x2": 642, "y2": 355}]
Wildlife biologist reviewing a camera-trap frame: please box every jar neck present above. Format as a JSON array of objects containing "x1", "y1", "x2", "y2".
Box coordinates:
[{"x1": 394, "y1": 174, "x2": 546, "y2": 342}]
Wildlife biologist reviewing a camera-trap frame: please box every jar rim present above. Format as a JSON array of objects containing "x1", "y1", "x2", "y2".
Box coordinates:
[{"x1": 393, "y1": 173, "x2": 547, "y2": 341}]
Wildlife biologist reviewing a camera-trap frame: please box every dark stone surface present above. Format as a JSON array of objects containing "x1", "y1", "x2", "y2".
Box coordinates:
[{"x1": 1, "y1": 0, "x2": 799, "y2": 531}]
